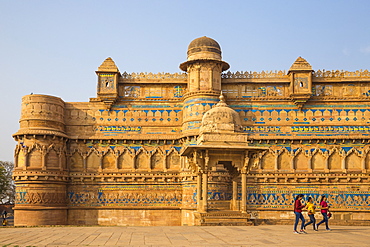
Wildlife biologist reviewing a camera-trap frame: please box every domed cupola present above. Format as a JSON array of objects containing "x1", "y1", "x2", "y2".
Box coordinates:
[
  {"x1": 180, "y1": 36, "x2": 229, "y2": 71},
  {"x1": 200, "y1": 92, "x2": 243, "y2": 134},
  {"x1": 187, "y1": 36, "x2": 222, "y2": 61}
]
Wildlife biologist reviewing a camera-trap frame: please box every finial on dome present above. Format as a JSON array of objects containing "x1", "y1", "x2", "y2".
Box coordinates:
[
  {"x1": 215, "y1": 91, "x2": 228, "y2": 108},
  {"x1": 219, "y1": 91, "x2": 225, "y2": 103}
]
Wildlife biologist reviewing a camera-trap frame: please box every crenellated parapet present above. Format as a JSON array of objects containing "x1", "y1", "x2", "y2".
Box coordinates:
[
  {"x1": 313, "y1": 69, "x2": 370, "y2": 79},
  {"x1": 222, "y1": 70, "x2": 288, "y2": 80},
  {"x1": 121, "y1": 71, "x2": 187, "y2": 80}
]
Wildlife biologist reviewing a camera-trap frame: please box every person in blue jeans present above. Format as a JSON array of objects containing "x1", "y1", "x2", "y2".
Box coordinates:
[
  {"x1": 304, "y1": 197, "x2": 317, "y2": 231},
  {"x1": 316, "y1": 195, "x2": 331, "y2": 231},
  {"x1": 293, "y1": 194, "x2": 306, "y2": 234}
]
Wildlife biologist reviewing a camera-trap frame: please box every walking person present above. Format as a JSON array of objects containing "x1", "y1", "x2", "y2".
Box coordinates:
[
  {"x1": 304, "y1": 197, "x2": 317, "y2": 231},
  {"x1": 293, "y1": 194, "x2": 306, "y2": 234},
  {"x1": 316, "y1": 195, "x2": 331, "y2": 231},
  {"x1": 1, "y1": 210, "x2": 7, "y2": 226}
]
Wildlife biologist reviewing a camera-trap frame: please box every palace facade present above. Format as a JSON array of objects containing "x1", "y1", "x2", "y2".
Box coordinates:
[{"x1": 13, "y1": 37, "x2": 370, "y2": 226}]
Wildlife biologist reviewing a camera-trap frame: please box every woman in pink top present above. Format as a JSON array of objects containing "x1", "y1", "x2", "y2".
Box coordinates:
[{"x1": 316, "y1": 195, "x2": 331, "y2": 231}]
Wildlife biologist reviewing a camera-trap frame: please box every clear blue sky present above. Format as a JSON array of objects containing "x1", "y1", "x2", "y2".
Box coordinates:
[{"x1": 1, "y1": 0, "x2": 370, "y2": 161}]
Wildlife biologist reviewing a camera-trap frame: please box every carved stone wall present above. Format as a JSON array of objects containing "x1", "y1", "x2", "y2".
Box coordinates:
[{"x1": 12, "y1": 38, "x2": 370, "y2": 226}]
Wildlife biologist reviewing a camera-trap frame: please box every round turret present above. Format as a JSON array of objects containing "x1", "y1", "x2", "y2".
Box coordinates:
[
  {"x1": 180, "y1": 37, "x2": 230, "y2": 135},
  {"x1": 14, "y1": 94, "x2": 66, "y2": 137}
]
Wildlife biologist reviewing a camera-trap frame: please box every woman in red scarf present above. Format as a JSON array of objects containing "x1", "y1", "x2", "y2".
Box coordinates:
[{"x1": 293, "y1": 194, "x2": 306, "y2": 234}]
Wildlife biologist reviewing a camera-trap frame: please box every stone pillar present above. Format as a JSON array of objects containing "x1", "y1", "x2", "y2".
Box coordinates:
[
  {"x1": 324, "y1": 157, "x2": 330, "y2": 172},
  {"x1": 290, "y1": 155, "x2": 295, "y2": 171},
  {"x1": 361, "y1": 156, "x2": 366, "y2": 173},
  {"x1": 58, "y1": 151, "x2": 63, "y2": 171},
  {"x1": 232, "y1": 179, "x2": 238, "y2": 210},
  {"x1": 41, "y1": 147, "x2": 46, "y2": 170},
  {"x1": 148, "y1": 154, "x2": 152, "y2": 172},
  {"x1": 163, "y1": 155, "x2": 167, "y2": 172},
  {"x1": 307, "y1": 156, "x2": 312, "y2": 171},
  {"x1": 115, "y1": 155, "x2": 119, "y2": 170},
  {"x1": 132, "y1": 155, "x2": 136, "y2": 171},
  {"x1": 341, "y1": 154, "x2": 346, "y2": 172},
  {"x1": 274, "y1": 154, "x2": 279, "y2": 171},
  {"x1": 83, "y1": 155, "x2": 87, "y2": 172},
  {"x1": 241, "y1": 172, "x2": 247, "y2": 213},
  {"x1": 241, "y1": 151, "x2": 249, "y2": 213},
  {"x1": 202, "y1": 172, "x2": 208, "y2": 212},
  {"x1": 197, "y1": 172, "x2": 202, "y2": 212},
  {"x1": 23, "y1": 152, "x2": 28, "y2": 170},
  {"x1": 98, "y1": 154, "x2": 103, "y2": 172}
]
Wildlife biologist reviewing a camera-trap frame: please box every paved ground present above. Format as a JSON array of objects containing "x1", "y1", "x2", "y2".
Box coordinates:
[{"x1": 0, "y1": 225, "x2": 369, "y2": 247}]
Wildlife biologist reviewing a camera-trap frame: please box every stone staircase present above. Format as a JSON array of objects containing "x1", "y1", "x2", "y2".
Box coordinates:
[{"x1": 194, "y1": 210, "x2": 253, "y2": 226}]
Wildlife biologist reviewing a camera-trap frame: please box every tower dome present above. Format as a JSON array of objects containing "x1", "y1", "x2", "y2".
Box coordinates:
[
  {"x1": 200, "y1": 93, "x2": 243, "y2": 133},
  {"x1": 187, "y1": 36, "x2": 222, "y2": 61},
  {"x1": 180, "y1": 36, "x2": 229, "y2": 71}
]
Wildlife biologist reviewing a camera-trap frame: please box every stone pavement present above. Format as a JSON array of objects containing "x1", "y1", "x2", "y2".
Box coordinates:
[{"x1": 0, "y1": 225, "x2": 369, "y2": 247}]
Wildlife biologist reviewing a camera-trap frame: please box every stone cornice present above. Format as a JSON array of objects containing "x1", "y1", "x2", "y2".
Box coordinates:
[
  {"x1": 13, "y1": 129, "x2": 68, "y2": 138},
  {"x1": 247, "y1": 172, "x2": 370, "y2": 184}
]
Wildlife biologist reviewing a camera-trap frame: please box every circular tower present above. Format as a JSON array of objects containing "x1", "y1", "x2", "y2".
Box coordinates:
[
  {"x1": 12, "y1": 94, "x2": 68, "y2": 226},
  {"x1": 180, "y1": 36, "x2": 229, "y2": 137}
]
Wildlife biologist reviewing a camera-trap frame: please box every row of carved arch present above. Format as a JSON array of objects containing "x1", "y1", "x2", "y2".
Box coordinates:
[
  {"x1": 14, "y1": 144, "x2": 183, "y2": 172},
  {"x1": 15, "y1": 143, "x2": 66, "y2": 170},
  {"x1": 69, "y1": 147, "x2": 182, "y2": 172},
  {"x1": 250, "y1": 147, "x2": 370, "y2": 171}
]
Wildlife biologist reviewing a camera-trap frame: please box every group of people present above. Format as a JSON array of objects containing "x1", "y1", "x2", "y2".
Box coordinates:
[{"x1": 293, "y1": 194, "x2": 331, "y2": 234}]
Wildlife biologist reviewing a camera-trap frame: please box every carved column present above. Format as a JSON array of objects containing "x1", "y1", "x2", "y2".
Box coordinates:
[
  {"x1": 98, "y1": 153, "x2": 103, "y2": 171},
  {"x1": 132, "y1": 154, "x2": 136, "y2": 171},
  {"x1": 197, "y1": 172, "x2": 202, "y2": 212},
  {"x1": 148, "y1": 153, "x2": 152, "y2": 172},
  {"x1": 58, "y1": 150, "x2": 63, "y2": 171},
  {"x1": 202, "y1": 151, "x2": 209, "y2": 212},
  {"x1": 241, "y1": 172, "x2": 247, "y2": 213},
  {"x1": 202, "y1": 172, "x2": 208, "y2": 212},
  {"x1": 196, "y1": 65, "x2": 200, "y2": 91},
  {"x1": 163, "y1": 155, "x2": 167, "y2": 172},
  {"x1": 232, "y1": 179, "x2": 238, "y2": 211},
  {"x1": 83, "y1": 155, "x2": 87, "y2": 172},
  {"x1": 241, "y1": 152, "x2": 249, "y2": 213},
  {"x1": 361, "y1": 156, "x2": 366, "y2": 173},
  {"x1": 290, "y1": 155, "x2": 295, "y2": 171},
  {"x1": 41, "y1": 146, "x2": 46, "y2": 170},
  {"x1": 340, "y1": 152, "x2": 347, "y2": 172},
  {"x1": 324, "y1": 152, "x2": 330, "y2": 172},
  {"x1": 307, "y1": 154, "x2": 312, "y2": 172},
  {"x1": 115, "y1": 154, "x2": 119, "y2": 170},
  {"x1": 23, "y1": 151, "x2": 28, "y2": 170},
  {"x1": 274, "y1": 153, "x2": 279, "y2": 171}
]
